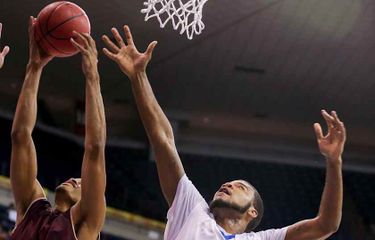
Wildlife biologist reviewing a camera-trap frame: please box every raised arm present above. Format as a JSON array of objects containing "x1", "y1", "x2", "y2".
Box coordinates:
[
  {"x1": 10, "y1": 17, "x2": 53, "y2": 221},
  {"x1": 286, "y1": 110, "x2": 345, "y2": 240},
  {"x1": 0, "y1": 23, "x2": 10, "y2": 69},
  {"x1": 102, "y1": 26, "x2": 184, "y2": 206},
  {"x1": 70, "y1": 32, "x2": 107, "y2": 236}
]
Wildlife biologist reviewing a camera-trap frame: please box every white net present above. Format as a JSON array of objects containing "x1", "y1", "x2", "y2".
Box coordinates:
[{"x1": 141, "y1": 0, "x2": 208, "y2": 40}]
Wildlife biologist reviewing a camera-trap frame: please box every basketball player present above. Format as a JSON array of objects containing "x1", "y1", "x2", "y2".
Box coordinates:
[
  {"x1": 0, "y1": 23, "x2": 10, "y2": 69},
  {"x1": 103, "y1": 25, "x2": 345, "y2": 240},
  {"x1": 10, "y1": 17, "x2": 106, "y2": 240}
]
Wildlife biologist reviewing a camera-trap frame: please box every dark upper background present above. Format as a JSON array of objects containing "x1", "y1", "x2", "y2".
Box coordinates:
[{"x1": 0, "y1": 0, "x2": 374, "y2": 167}]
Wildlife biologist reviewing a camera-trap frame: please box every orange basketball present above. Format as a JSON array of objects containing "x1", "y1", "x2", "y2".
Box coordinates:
[{"x1": 34, "y1": 1, "x2": 91, "y2": 57}]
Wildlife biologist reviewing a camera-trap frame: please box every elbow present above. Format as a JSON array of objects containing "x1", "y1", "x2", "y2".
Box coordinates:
[
  {"x1": 152, "y1": 134, "x2": 175, "y2": 149},
  {"x1": 11, "y1": 128, "x2": 32, "y2": 144},
  {"x1": 317, "y1": 218, "x2": 340, "y2": 236},
  {"x1": 323, "y1": 225, "x2": 339, "y2": 235},
  {"x1": 85, "y1": 141, "x2": 105, "y2": 159},
  {"x1": 149, "y1": 129, "x2": 175, "y2": 146},
  {"x1": 328, "y1": 223, "x2": 340, "y2": 234}
]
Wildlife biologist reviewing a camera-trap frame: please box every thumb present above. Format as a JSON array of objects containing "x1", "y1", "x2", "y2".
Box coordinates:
[
  {"x1": 145, "y1": 41, "x2": 157, "y2": 56},
  {"x1": 1, "y1": 46, "x2": 10, "y2": 57},
  {"x1": 28, "y1": 16, "x2": 36, "y2": 41},
  {"x1": 314, "y1": 123, "x2": 323, "y2": 141}
]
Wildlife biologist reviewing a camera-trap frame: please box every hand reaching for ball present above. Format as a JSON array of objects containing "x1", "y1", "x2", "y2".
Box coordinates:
[
  {"x1": 70, "y1": 32, "x2": 99, "y2": 80},
  {"x1": 28, "y1": 16, "x2": 53, "y2": 68}
]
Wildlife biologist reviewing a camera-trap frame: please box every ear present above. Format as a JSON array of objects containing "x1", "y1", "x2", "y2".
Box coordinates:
[{"x1": 247, "y1": 206, "x2": 258, "y2": 219}]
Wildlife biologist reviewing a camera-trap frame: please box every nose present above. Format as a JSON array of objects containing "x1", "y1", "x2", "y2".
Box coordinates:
[{"x1": 223, "y1": 183, "x2": 233, "y2": 189}]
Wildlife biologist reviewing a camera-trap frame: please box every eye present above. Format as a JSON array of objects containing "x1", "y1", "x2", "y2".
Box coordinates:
[{"x1": 238, "y1": 184, "x2": 245, "y2": 190}]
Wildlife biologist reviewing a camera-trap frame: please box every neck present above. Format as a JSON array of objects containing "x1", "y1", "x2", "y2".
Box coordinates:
[
  {"x1": 54, "y1": 200, "x2": 72, "y2": 213},
  {"x1": 214, "y1": 210, "x2": 248, "y2": 234}
]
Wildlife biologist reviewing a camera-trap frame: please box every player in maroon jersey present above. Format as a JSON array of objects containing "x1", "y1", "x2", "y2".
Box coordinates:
[{"x1": 10, "y1": 17, "x2": 106, "y2": 240}]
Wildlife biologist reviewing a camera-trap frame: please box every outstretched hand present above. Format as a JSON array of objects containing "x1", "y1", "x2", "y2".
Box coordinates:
[
  {"x1": 101, "y1": 25, "x2": 157, "y2": 80},
  {"x1": 28, "y1": 16, "x2": 53, "y2": 67},
  {"x1": 0, "y1": 23, "x2": 10, "y2": 69},
  {"x1": 70, "y1": 31, "x2": 99, "y2": 79},
  {"x1": 314, "y1": 110, "x2": 346, "y2": 163}
]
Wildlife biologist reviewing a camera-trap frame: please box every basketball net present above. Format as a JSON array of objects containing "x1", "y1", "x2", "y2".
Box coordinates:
[{"x1": 141, "y1": 0, "x2": 208, "y2": 40}]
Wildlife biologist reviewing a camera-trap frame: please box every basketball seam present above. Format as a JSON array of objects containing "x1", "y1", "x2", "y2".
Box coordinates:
[
  {"x1": 37, "y1": 2, "x2": 86, "y2": 56},
  {"x1": 43, "y1": 1, "x2": 68, "y2": 38},
  {"x1": 36, "y1": 1, "x2": 71, "y2": 55},
  {"x1": 46, "y1": 1, "x2": 70, "y2": 34},
  {"x1": 47, "y1": 14, "x2": 86, "y2": 39},
  {"x1": 35, "y1": 26, "x2": 72, "y2": 55}
]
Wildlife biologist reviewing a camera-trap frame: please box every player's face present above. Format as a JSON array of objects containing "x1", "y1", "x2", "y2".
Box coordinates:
[
  {"x1": 55, "y1": 178, "x2": 82, "y2": 205},
  {"x1": 212, "y1": 180, "x2": 254, "y2": 211}
]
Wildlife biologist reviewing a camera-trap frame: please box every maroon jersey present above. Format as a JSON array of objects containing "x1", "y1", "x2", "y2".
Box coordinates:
[{"x1": 11, "y1": 198, "x2": 78, "y2": 240}]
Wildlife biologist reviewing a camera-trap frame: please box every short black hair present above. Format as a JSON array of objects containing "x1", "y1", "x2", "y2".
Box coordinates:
[{"x1": 244, "y1": 181, "x2": 264, "y2": 232}]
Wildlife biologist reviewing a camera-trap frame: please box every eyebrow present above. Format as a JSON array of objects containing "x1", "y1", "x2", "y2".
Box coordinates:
[{"x1": 236, "y1": 182, "x2": 251, "y2": 191}]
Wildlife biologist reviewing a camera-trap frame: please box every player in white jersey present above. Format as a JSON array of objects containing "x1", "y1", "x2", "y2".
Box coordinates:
[{"x1": 102, "y1": 25, "x2": 346, "y2": 240}]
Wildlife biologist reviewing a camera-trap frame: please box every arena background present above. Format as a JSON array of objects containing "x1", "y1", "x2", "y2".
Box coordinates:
[{"x1": 0, "y1": 0, "x2": 375, "y2": 239}]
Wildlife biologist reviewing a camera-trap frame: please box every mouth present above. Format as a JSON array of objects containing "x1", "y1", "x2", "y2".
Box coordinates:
[
  {"x1": 62, "y1": 182, "x2": 74, "y2": 187},
  {"x1": 63, "y1": 180, "x2": 78, "y2": 188},
  {"x1": 218, "y1": 188, "x2": 231, "y2": 196}
]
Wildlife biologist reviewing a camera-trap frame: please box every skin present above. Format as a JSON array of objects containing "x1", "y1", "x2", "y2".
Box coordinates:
[
  {"x1": 11, "y1": 17, "x2": 106, "y2": 239},
  {"x1": 102, "y1": 25, "x2": 345, "y2": 239},
  {"x1": 0, "y1": 23, "x2": 10, "y2": 69}
]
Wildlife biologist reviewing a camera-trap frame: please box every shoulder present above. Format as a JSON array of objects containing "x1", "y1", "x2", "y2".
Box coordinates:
[
  {"x1": 12, "y1": 198, "x2": 51, "y2": 233},
  {"x1": 20, "y1": 198, "x2": 51, "y2": 218}
]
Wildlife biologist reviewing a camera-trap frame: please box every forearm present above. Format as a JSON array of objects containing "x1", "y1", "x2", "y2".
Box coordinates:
[
  {"x1": 285, "y1": 159, "x2": 343, "y2": 240},
  {"x1": 10, "y1": 63, "x2": 44, "y2": 212},
  {"x1": 85, "y1": 71, "x2": 106, "y2": 149},
  {"x1": 130, "y1": 71, "x2": 184, "y2": 206},
  {"x1": 11, "y1": 63, "x2": 42, "y2": 136},
  {"x1": 77, "y1": 70, "x2": 106, "y2": 229},
  {"x1": 316, "y1": 158, "x2": 343, "y2": 231},
  {"x1": 130, "y1": 71, "x2": 174, "y2": 145}
]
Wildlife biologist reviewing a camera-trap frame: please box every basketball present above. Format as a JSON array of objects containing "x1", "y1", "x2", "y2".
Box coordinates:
[{"x1": 34, "y1": 1, "x2": 91, "y2": 57}]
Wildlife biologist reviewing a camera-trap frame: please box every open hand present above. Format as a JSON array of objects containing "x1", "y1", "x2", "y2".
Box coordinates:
[
  {"x1": 101, "y1": 25, "x2": 157, "y2": 80},
  {"x1": 314, "y1": 110, "x2": 346, "y2": 163}
]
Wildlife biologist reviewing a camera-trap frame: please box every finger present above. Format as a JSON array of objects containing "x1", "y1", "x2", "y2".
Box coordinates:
[
  {"x1": 322, "y1": 109, "x2": 334, "y2": 121},
  {"x1": 331, "y1": 111, "x2": 343, "y2": 125},
  {"x1": 28, "y1": 16, "x2": 34, "y2": 38},
  {"x1": 123, "y1": 25, "x2": 134, "y2": 46},
  {"x1": 332, "y1": 111, "x2": 346, "y2": 135},
  {"x1": 102, "y1": 48, "x2": 117, "y2": 61},
  {"x1": 111, "y1": 27, "x2": 125, "y2": 47},
  {"x1": 32, "y1": 16, "x2": 37, "y2": 25},
  {"x1": 321, "y1": 109, "x2": 334, "y2": 127},
  {"x1": 73, "y1": 31, "x2": 89, "y2": 49},
  {"x1": 145, "y1": 41, "x2": 158, "y2": 56},
  {"x1": 340, "y1": 122, "x2": 347, "y2": 140},
  {"x1": 1, "y1": 46, "x2": 10, "y2": 57},
  {"x1": 102, "y1": 35, "x2": 120, "y2": 53},
  {"x1": 314, "y1": 123, "x2": 324, "y2": 140},
  {"x1": 70, "y1": 38, "x2": 86, "y2": 53},
  {"x1": 0, "y1": 23, "x2": 2, "y2": 39},
  {"x1": 81, "y1": 32, "x2": 96, "y2": 48}
]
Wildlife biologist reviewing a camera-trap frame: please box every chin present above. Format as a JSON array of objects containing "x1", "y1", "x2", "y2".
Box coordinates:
[
  {"x1": 210, "y1": 198, "x2": 230, "y2": 210},
  {"x1": 55, "y1": 185, "x2": 68, "y2": 193}
]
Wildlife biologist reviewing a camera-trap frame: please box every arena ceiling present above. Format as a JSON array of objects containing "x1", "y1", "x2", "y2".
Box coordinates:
[{"x1": 0, "y1": 0, "x2": 375, "y2": 164}]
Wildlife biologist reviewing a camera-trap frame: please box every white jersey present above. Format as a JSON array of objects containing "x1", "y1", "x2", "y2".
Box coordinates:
[{"x1": 164, "y1": 175, "x2": 288, "y2": 240}]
